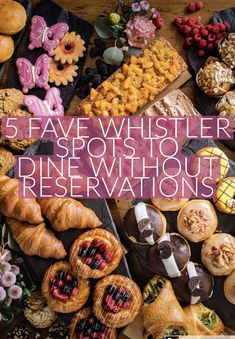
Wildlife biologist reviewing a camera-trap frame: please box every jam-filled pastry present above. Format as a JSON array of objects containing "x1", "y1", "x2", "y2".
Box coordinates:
[
  {"x1": 69, "y1": 307, "x2": 117, "y2": 339},
  {"x1": 218, "y1": 33, "x2": 235, "y2": 69},
  {"x1": 216, "y1": 90, "x2": 235, "y2": 128},
  {"x1": 224, "y1": 270, "x2": 235, "y2": 305},
  {"x1": 214, "y1": 177, "x2": 235, "y2": 214},
  {"x1": 192, "y1": 147, "x2": 229, "y2": 183},
  {"x1": 49, "y1": 59, "x2": 78, "y2": 86},
  {"x1": 184, "y1": 303, "x2": 224, "y2": 335},
  {"x1": 70, "y1": 229, "x2": 123, "y2": 279},
  {"x1": 141, "y1": 275, "x2": 189, "y2": 339},
  {"x1": 196, "y1": 57, "x2": 235, "y2": 97},
  {"x1": 147, "y1": 232, "x2": 191, "y2": 278},
  {"x1": 52, "y1": 32, "x2": 86, "y2": 64},
  {"x1": 201, "y1": 233, "x2": 235, "y2": 276},
  {"x1": 41, "y1": 261, "x2": 90, "y2": 313},
  {"x1": 151, "y1": 198, "x2": 188, "y2": 211},
  {"x1": 93, "y1": 274, "x2": 142, "y2": 328},
  {"x1": 171, "y1": 261, "x2": 214, "y2": 304},
  {"x1": 177, "y1": 200, "x2": 218, "y2": 243},
  {"x1": 124, "y1": 202, "x2": 166, "y2": 245}
]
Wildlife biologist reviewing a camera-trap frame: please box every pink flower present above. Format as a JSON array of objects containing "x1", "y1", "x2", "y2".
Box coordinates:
[
  {"x1": 140, "y1": 1, "x2": 149, "y2": 11},
  {"x1": 124, "y1": 16, "x2": 156, "y2": 48},
  {"x1": 0, "y1": 286, "x2": 6, "y2": 302},
  {"x1": 131, "y1": 2, "x2": 141, "y2": 12},
  {"x1": 0, "y1": 247, "x2": 12, "y2": 262},
  {"x1": 10, "y1": 265, "x2": 20, "y2": 276},
  {"x1": 0, "y1": 272, "x2": 16, "y2": 287},
  {"x1": 0, "y1": 261, "x2": 11, "y2": 273},
  {"x1": 8, "y1": 285, "x2": 22, "y2": 300}
]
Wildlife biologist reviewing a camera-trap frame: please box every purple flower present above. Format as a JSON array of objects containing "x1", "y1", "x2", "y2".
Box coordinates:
[
  {"x1": 140, "y1": 1, "x2": 149, "y2": 10},
  {"x1": 151, "y1": 7, "x2": 158, "y2": 18},
  {"x1": 8, "y1": 285, "x2": 22, "y2": 300},
  {"x1": 0, "y1": 286, "x2": 6, "y2": 302},
  {"x1": 131, "y1": 2, "x2": 141, "y2": 12},
  {"x1": 0, "y1": 247, "x2": 12, "y2": 262},
  {"x1": 121, "y1": 46, "x2": 129, "y2": 52},
  {"x1": 0, "y1": 272, "x2": 16, "y2": 287},
  {"x1": 10, "y1": 265, "x2": 20, "y2": 276},
  {"x1": 0, "y1": 261, "x2": 11, "y2": 273}
]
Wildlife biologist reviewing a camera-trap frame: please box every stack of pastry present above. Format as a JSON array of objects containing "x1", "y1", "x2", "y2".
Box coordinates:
[{"x1": 79, "y1": 38, "x2": 187, "y2": 116}]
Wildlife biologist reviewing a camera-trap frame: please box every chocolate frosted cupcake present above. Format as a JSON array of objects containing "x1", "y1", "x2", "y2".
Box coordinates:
[
  {"x1": 124, "y1": 202, "x2": 167, "y2": 245},
  {"x1": 147, "y1": 233, "x2": 191, "y2": 278},
  {"x1": 171, "y1": 262, "x2": 214, "y2": 305}
]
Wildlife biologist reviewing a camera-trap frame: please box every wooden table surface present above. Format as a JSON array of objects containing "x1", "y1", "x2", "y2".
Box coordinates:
[{"x1": 2, "y1": 1, "x2": 235, "y2": 338}]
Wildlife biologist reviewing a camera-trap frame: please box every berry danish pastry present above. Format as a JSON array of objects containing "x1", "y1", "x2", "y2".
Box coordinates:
[
  {"x1": 93, "y1": 275, "x2": 142, "y2": 328},
  {"x1": 42, "y1": 261, "x2": 90, "y2": 313},
  {"x1": 70, "y1": 229, "x2": 123, "y2": 279},
  {"x1": 69, "y1": 307, "x2": 117, "y2": 339}
]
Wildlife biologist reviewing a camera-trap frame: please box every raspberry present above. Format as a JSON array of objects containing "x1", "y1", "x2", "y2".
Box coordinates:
[
  {"x1": 198, "y1": 39, "x2": 207, "y2": 49},
  {"x1": 174, "y1": 17, "x2": 183, "y2": 26},
  {"x1": 224, "y1": 21, "x2": 231, "y2": 31},
  {"x1": 184, "y1": 37, "x2": 194, "y2": 48},
  {"x1": 194, "y1": 33, "x2": 202, "y2": 42},
  {"x1": 187, "y1": 2, "x2": 196, "y2": 12},
  {"x1": 197, "y1": 49, "x2": 205, "y2": 57},
  {"x1": 211, "y1": 25, "x2": 220, "y2": 34},
  {"x1": 194, "y1": 17, "x2": 202, "y2": 25},
  {"x1": 192, "y1": 27, "x2": 200, "y2": 34},
  {"x1": 214, "y1": 39, "x2": 221, "y2": 47},
  {"x1": 155, "y1": 17, "x2": 164, "y2": 29},
  {"x1": 207, "y1": 33, "x2": 216, "y2": 42},
  {"x1": 188, "y1": 18, "x2": 196, "y2": 27},
  {"x1": 207, "y1": 42, "x2": 214, "y2": 51},
  {"x1": 181, "y1": 25, "x2": 191, "y2": 35},
  {"x1": 200, "y1": 27, "x2": 208, "y2": 37},
  {"x1": 182, "y1": 17, "x2": 190, "y2": 24},
  {"x1": 195, "y1": 1, "x2": 203, "y2": 10},
  {"x1": 216, "y1": 32, "x2": 224, "y2": 40}
]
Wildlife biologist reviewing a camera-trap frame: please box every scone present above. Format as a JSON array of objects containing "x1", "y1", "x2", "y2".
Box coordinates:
[
  {"x1": 196, "y1": 57, "x2": 235, "y2": 97},
  {"x1": 218, "y1": 33, "x2": 235, "y2": 69},
  {"x1": 0, "y1": 146, "x2": 14, "y2": 175},
  {"x1": 216, "y1": 90, "x2": 235, "y2": 129},
  {"x1": 0, "y1": 88, "x2": 24, "y2": 116},
  {"x1": 0, "y1": 1, "x2": 26, "y2": 35},
  {"x1": 0, "y1": 34, "x2": 14, "y2": 63}
]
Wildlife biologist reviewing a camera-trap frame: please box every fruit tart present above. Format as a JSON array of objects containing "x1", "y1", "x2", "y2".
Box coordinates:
[
  {"x1": 69, "y1": 307, "x2": 117, "y2": 339},
  {"x1": 93, "y1": 274, "x2": 142, "y2": 328},
  {"x1": 42, "y1": 261, "x2": 90, "y2": 313},
  {"x1": 70, "y1": 229, "x2": 123, "y2": 279}
]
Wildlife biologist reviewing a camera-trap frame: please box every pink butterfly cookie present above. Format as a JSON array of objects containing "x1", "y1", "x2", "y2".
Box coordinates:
[
  {"x1": 16, "y1": 54, "x2": 50, "y2": 94},
  {"x1": 28, "y1": 15, "x2": 69, "y2": 56},
  {"x1": 24, "y1": 87, "x2": 64, "y2": 116}
]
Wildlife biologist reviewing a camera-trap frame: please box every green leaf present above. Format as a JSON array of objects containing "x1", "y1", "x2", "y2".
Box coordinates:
[
  {"x1": 1, "y1": 223, "x2": 8, "y2": 245},
  {"x1": 7, "y1": 232, "x2": 20, "y2": 252},
  {"x1": 94, "y1": 16, "x2": 113, "y2": 39},
  {"x1": 103, "y1": 47, "x2": 124, "y2": 65},
  {"x1": 125, "y1": 47, "x2": 142, "y2": 57}
]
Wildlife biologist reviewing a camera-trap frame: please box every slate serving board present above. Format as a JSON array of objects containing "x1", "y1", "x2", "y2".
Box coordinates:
[
  {"x1": 188, "y1": 7, "x2": 235, "y2": 151},
  {"x1": 4, "y1": 0, "x2": 93, "y2": 110},
  {"x1": 122, "y1": 138, "x2": 235, "y2": 329},
  {"x1": 0, "y1": 0, "x2": 33, "y2": 81}
]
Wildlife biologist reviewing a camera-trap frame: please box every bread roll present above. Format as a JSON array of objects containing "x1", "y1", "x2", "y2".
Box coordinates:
[
  {"x1": 0, "y1": 34, "x2": 14, "y2": 63},
  {"x1": 0, "y1": 1, "x2": 26, "y2": 35}
]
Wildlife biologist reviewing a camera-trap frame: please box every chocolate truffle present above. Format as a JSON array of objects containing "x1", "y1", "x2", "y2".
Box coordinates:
[
  {"x1": 177, "y1": 200, "x2": 218, "y2": 243},
  {"x1": 151, "y1": 198, "x2": 188, "y2": 211},
  {"x1": 147, "y1": 233, "x2": 191, "y2": 278},
  {"x1": 172, "y1": 262, "x2": 214, "y2": 304},
  {"x1": 124, "y1": 202, "x2": 167, "y2": 245}
]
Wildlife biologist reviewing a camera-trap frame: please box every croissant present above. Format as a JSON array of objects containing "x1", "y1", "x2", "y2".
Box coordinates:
[
  {"x1": 7, "y1": 218, "x2": 67, "y2": 259},
  {"x1": 0, "y1": 176, "x2": 43, "y2": 224},
  {"x1": 37, "y1": 198, "x2": 102, "y2": 231}
]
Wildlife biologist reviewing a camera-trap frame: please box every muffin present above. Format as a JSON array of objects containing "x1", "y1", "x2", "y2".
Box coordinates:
[
  {"x1": 216, "y1": 90, "x2": 235, "y2": 129},
  {"x1": 218, "y1": 33, "x2": 235, "y2": 69}
]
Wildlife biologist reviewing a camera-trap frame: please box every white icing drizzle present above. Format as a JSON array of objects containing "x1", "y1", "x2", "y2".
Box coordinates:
[
  {"x1": 186, "y1": 261, "x2": 200, "y2": 304},
  {"x1": 134, "y1": 202, "x2": 154, "y2": 245},
  {"x1": 42, "y1": 27, "x2": 49, "y2": 43},
  {"x1": 159, "y1": 233, "x2": 181, "y2": 278},
  {"x1": 43, "y1": 101, "x2": 54, "y2": 115},
  {"x1": 31, "y1": 66, "x2": 36, "y2": 84}
]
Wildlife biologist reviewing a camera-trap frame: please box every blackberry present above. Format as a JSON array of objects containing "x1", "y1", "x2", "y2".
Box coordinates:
[
  {"x1": 77, "y1": 319, "x2": 86, "y2": 331},
  {"x1": 76, "y1": 88, "x2": 89, "y2": 99},
  {"x1": 90, "y1": 47, "x2": 103, "y2": 58},
  {"x1": 95, "y1": 60, "x2": 109, "y2": 76},
  {"x1": 90, "y1": 259, "x2": 100, "y2": 269},
  {"x1": 79, "y1": 247, "x2": 90, "y2": 257},
  {"x1": 93, "y1": 322, "x2": 101, "y2": 331},
  {"x1": 108, "y1": 64, "x2": 118, "y2": 75},
  {"x1": 113, "y1": 292, "x2": 122, "y2": 301},
  {"x1": 94, "y1": 38, "x2": 106, "y2": 48},
  {"x1": 57, "y1": 270, "x2": 66, "y2": 281},
  {"x1": 79, "y1": 74, "x2": 90, "y2": 85},
  {"x1": 121, "y1": 291, "x2": 131, "y2": 302},
  {"x1": 71, "y1": 279, "x2": 78, "y2": 288},
  {"x1": 105, "y1": 284, "x2": 116, "y2": 295},
  {"x1": 92, "y1": 74, "x2": 102, "y2": 88},
  {"x1": 88, "y1": 247, "x2": 97, "y2": 256},
  {"x1": 85, "y1": 67, "x2": 98, "y2": 76}
]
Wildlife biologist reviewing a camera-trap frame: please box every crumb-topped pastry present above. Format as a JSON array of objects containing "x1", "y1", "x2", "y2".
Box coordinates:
[
  {"x1": 93, "y1": 275, "x2": 142, "y2": 328},
  {"x1": 70, "y1": 229, "x2": 123, "y2": 279},
  {"x1": 151, "y1": 198, "x2": 189, "y2": 211},
  {"x1": 224, "y1": 270, "x2": 235, "y2": 305},
  {"x1": 214, "y1": 177, "x2": 235, "y2": 214},
  {"x1": 216, "y1": 90, "x2": 235, "y2": 128},
  {"x1": 0, "y1": 88, "x2": 24, "y2": 116},
  {"x1": 184, "y1": 303, "x2": 224, "y2": 335},
  {"x1": 177, "y1": 200, "x2": 218, "y2": 243},
  {"x1": 69, "y1": 307, "x2": 117, "y2": 339},
  {"x1": 42, "y1": 261, "x2": 90, "y2": 313},
  {"x1": 147, "y1": 232, "x2": 191, "y2": 278},
  {"x1": 201, "y1": 233, "x2": 235, "y2": 276},
  {"x1": 172, "y1": 261, "x2": 214, "y2": 305},
  {"x1": 219, "y1": 33, "x2": 235, "y2": 69},
  {"x1": 79, "y1": 38, "x2": 187, "y2": 116},
  {"x1": 196, "y1": 57, "x2": 235, "y2": 97},
  {"x1": 124, "y1": 202, "x2": 167, "y2": 245}
]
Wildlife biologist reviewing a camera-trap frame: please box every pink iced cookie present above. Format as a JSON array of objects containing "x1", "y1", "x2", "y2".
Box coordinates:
[
  {"x1": 24, "y1": 87, "x2": 64, "y2": 116},
  {"x1": 16, "y1": 54, "x2": 50, "y2": 94},
  {"x1": 28, "y1": 15, "x2": 69, "y2": 56}
]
